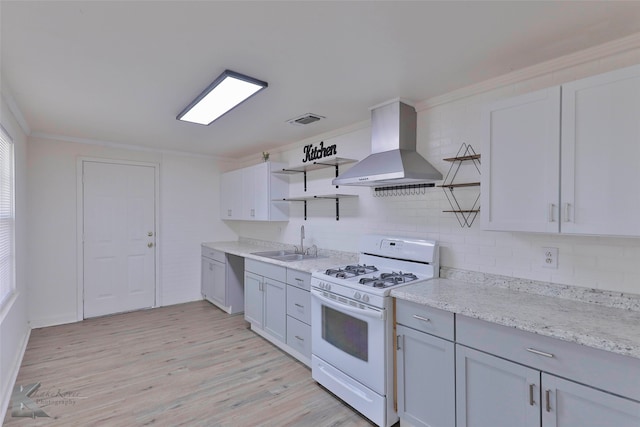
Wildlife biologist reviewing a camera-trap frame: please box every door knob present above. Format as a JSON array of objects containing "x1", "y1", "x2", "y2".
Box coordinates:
[
  {"x1": 148, "y1": 231, "x2": 154, "y2": 237},
  {"x1": 147, "y1": 242, "x2": 154, "y2": 248}
]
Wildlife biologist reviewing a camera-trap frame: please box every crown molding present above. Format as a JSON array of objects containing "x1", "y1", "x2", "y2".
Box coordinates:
[
  {"x1": 30, "y1": 132, "x2": 219, "y2": 159},
  {"x1": 416, "y1": 32, "x2": 640, "y2": 111},
  {"x1": 0, "y1": 88, "x2": 31, "y2": 136}
]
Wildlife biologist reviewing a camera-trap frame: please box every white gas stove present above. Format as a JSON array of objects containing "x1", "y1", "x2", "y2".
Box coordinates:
[
  {"x1": 312, "y1": 234, "x2": 437, "y2": 308},
  {"x1": 311, "y1": 235, "x2": 439, "y2": 427}
]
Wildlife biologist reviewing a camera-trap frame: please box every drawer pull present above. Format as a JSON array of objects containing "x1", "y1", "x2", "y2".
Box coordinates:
[
  {"x1": 545, "y1": 389, "x2": 551, "y2": 412},
  {"x1": 526, "y1": 348, "x2": 554, "y2": 358},
  {"x1": 294, "y1": 303, "x2": 304, "y2": 308},
  {"x1": 412, "y1": 314, "x2": 431, "y2": 323},
  {"x1": 295, "y1": 335, "x2": 304, "y2": 341},
  {"x1": 295, "y1": 278, "x2": 304, "y2": 282},
  {"x1": 529, "y1": 384, "x2": 536, "y2": 406}
]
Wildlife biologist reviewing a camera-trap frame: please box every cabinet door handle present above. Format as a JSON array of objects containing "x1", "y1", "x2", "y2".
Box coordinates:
[
  {"x1": 526, "y1": 348, "x2": 554, "y2": 358},
  {"x1": 563, "y1": 203, "x2": 571, "y2": 222},
  {"x1": 295, "y1": 277, "x2": 304, "y2": 282},
  {"x1": 396, "y1": 334, "x2": 404, "y2": 350},
  {"x1": 412, "y1": 314, "x2": 431, "y2": 323},
  {"x1": 529, "y1": 384, "x2": 536, "y2": 406},
  {"x1": 548, "y1": 204, "x2": 555, "y2": 222},
  {"x1": 545, "y1": 389, "x2": 552, "y2": 412},
  {"x1": 294, "y1": 303, "x2": 304, "y2": 308},
  {"x1": 295, "y1": 335, "x2": 304, "y2": 341}
]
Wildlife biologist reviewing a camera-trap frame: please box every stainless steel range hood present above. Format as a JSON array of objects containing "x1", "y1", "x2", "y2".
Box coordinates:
[{"x1": 332, "y1": 100, "x2": 442, "y2": 187}]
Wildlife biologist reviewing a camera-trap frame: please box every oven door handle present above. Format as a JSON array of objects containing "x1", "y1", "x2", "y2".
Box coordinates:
[{"x1": 311, "y1": 289, "x2": 385, "y2": 320}]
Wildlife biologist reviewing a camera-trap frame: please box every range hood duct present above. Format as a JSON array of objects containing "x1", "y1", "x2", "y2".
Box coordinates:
[{"x1": 332, "y1": 100, "x2": 442, "y2": 187}]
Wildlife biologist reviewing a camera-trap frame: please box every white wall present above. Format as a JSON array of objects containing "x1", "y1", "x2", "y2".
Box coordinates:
[
  {"x1": 27, "y1": 137, "x2": 237, "y2": 327},
  {"x1": 231, "y1": 45, "x2": 640, "y2": 295},
  {"x1": 0, "y1": 95, "x2": 30, "y2": 421}
]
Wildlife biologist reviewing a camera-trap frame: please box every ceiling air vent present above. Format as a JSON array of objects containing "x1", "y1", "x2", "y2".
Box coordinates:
[{"x1": 287, "y1": 113, "x2": 325, "y2": 126}]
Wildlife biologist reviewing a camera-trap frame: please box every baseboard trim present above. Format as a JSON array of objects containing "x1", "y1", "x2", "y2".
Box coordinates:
[
  {"x1": 29, "y1": 314, "x2": 79, "y2": 329},
  {"x1": 0, "y1": 326, "x2": 31, "y2": 422}
]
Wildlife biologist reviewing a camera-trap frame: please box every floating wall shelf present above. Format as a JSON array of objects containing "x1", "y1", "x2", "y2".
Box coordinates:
[
  {"x1": 272, "y1": 157, "x2": 356, "y2": 191},
  {"x1": 439, "y1": 143, "x2": 481, "y2": 228},
  {"x1": 275, "y1": 194, "x2": 358, "y2": 221}
]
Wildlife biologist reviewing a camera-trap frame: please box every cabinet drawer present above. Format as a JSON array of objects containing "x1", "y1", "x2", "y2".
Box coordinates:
[
  {"x1": 395, "y1": 299, "x2": 455, "y2": 341},
  {"x1": 287, "y1": 285, "x2": 310, "y2": 324},
  {"x1": 201, "y1": 246, "x2": 225, "y2": 263},
  {"x1": 245, "y1": 259, "x2": 286, "y2": 282},
  {"x1": 286, "y1": 269, "x2": 311, "y2": 291},
  {"x1": 287, "y1": 316, "x2": 311, "y2": 359},
  {"x1": 457, "y1": 315, "x2": 640, "y2": 401}
]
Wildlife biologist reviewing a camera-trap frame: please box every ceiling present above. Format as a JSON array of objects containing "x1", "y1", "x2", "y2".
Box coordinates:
[{"x1": 2, "y1": 1, "x2": 640, "y2": 158}]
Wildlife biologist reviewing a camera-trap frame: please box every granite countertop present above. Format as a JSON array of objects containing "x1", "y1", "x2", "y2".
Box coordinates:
[
  {"x1": 391, "y1": 277, "x2": 640, "y2": 360},
  {"x1": 202, "y1": 240, "x2": 357, "y2": 273}
]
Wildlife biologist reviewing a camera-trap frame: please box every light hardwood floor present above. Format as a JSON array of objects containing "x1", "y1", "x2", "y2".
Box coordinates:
[{"x1": 4, "y1": 301, "x2": 375, "y2": 426}]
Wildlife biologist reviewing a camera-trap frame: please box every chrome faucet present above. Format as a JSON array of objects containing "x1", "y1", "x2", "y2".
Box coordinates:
[{"x1": 300, "y1": 225, "x2": 305, "y2": 255}]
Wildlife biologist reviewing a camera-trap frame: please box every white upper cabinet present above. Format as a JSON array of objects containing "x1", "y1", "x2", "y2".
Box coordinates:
[
  {"x1": 220, "y1": 168, "x2": 242, "y2": 220},
  {"x1": 482, "y1": 86, "x2": 561, "y2": 232},
  {"x1": 482, "y1": 63, "x2": 640, "y2": 236},
  {"x1": 220, "y1": 161, "x2": 289, "y2": 221},
  {"x1": 561, "y1": 64, "x2": 640, "y2": 236}
]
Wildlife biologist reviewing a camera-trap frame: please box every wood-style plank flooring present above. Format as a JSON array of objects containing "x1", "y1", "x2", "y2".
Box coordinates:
[{"x1": 4, "y1": 301, "x2": 374, "y2": 426}]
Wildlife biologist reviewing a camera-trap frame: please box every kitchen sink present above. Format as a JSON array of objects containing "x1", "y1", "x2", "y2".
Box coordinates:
[{"x1": 251, "y1": 250, "x2": 323, "y2": 262}]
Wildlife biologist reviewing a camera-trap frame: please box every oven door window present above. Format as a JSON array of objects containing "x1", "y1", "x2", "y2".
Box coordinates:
[{"x1": 322, "y1": 305, "x2": 368, "y2": 361}]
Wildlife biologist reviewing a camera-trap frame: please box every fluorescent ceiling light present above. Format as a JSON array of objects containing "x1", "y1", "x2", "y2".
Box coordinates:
[{"x1": 177, "y1": 70, "x2": 268, "y2": 125}]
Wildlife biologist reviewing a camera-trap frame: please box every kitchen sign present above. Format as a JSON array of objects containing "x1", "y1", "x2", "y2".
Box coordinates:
[{"x1": 302, "y1": 141, "x2": 337, "y2": 163}]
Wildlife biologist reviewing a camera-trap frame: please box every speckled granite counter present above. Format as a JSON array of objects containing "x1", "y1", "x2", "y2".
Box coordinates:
[
  {"x1": 391, "y1": 276, "x2": 640, "y2": 360},
  {"x1": 202, "y1": 238, "x2": 358, "y2": 273}
]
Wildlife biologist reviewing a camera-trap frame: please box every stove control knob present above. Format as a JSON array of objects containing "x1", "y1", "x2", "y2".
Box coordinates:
[
  {"x1": 326, "y1": 283, "x2": 332, "y2": 291},
  {"x1": 354, "y1": 292, "x2": 361, "y2": 300},
  {"x1": 362, "y1": 294, "x2": 369, "y2": 303}
]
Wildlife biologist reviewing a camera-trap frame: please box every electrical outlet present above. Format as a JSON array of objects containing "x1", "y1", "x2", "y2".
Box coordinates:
[{"x1": 542, "y1": 247, "x2": 558, "y2": 269}]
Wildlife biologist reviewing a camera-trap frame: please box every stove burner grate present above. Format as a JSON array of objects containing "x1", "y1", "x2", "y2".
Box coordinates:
[
  {"x1": 358, "y1": 271, "x2": 419, "y2": 288},
  {"x1": 324, "y1": 264, "x2": 378, "y2": 279}
]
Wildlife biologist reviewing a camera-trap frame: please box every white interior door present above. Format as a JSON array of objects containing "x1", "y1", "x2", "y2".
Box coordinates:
[{"x1": 83, "y1": 161, "x2": 156, "y2": 318}]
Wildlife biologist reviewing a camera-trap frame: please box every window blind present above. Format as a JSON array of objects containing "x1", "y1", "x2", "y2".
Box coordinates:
[{"x1": 0, "y1": 127, "x2": 14, "y2": 307}]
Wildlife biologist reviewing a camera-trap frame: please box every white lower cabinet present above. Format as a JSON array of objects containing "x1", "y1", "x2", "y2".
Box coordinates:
[
  {"x1": 455, "y1": 315, "x2": 640, "y2": 427},
  {"x1": 244, "y1": 260, "x2": 286, "y2": 343},
  {"x1": 395, "y1": 303, "x2": 640, "y2": 427},
  {"x1": 201, "y1": 246, "x2": 244, "y2": 314},
  {"x1": 263, "y1": 277, "x2": 286, "y2": 342},
  {"x1": 397, "y1": 325, "x2": 455, "y2": 427},
  {"x1": 456, "y1": 346, "x2": 640, "y2": 427},
  {"x1": 396, "y1": 300, "x2": 455, "y2": 427},
  {"x1": 244, "y1": 271, "x2": 264, "y2": 328},
  {"x1": 456, "y1": 345, "x2": 540, "y2": 427},
  {"x1": 542, "y1": 373, "x2": 640, "y2": 427},
  {"x1": 286, "y1": 316, "x2": 311, "y2": 361},
  {"x1": 285, "y1": 269, "x2": 311, "y2": 365},
  {"x1": 244, "y1": 261, "x2": 312, "y2": 366}
]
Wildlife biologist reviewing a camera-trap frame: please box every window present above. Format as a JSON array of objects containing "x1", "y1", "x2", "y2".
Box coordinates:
[{"x1": 0, "y1": 126, "x2": 14, "y2": 307}]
